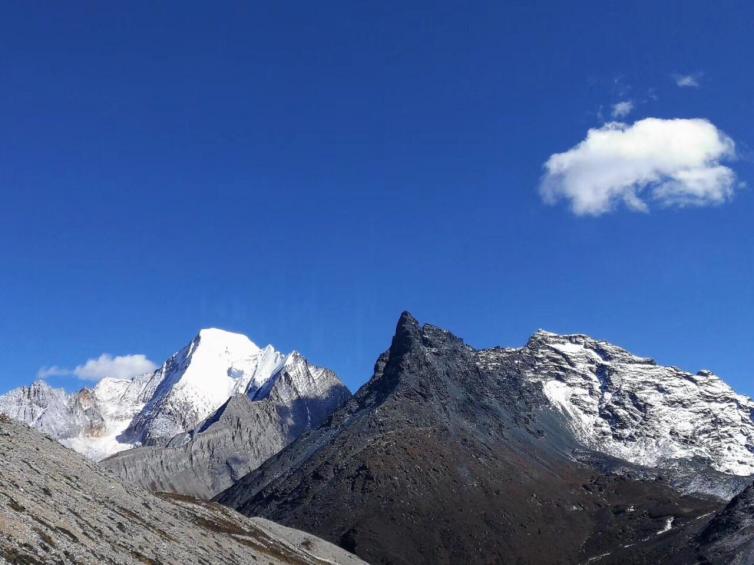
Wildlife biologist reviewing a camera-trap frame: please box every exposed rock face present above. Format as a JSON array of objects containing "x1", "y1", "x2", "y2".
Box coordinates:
[
  {"x1": 519, "y1": 330, "x2": 754, "y2": 476},
  {"x1": 217, "y1": 313, "x2": 723, "y2": 564},
  {"x1": 0, "y1": 414, "x2": 365, "y2": 565},
  {"x1": 102, "y1": 353, "x2": 351, "y2": 499},
  {"x1": 0, "y1": 381, "x2": 86, "y2": 439}
]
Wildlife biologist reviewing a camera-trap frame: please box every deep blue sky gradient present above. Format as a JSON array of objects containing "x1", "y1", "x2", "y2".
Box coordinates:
[{"x1": 1, "y1": 1, "x2": 753, "y2": 395}]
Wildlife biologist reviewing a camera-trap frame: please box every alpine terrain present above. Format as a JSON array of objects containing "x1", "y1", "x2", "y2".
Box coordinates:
[
  {"x1": 217, "y1": 313, "x2": 754, "y2": 564},
  {"x1": 0, "y1": 328, "x2": 351, "y2": 498},
  {"x1": 102, "y1": 350, "x2": 351, "y2": 498},
  {"x1": 0, "y1": 413, "x2": 365, "y2": 564}
]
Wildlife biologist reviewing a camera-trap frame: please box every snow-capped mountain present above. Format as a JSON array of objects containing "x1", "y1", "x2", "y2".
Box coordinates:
[
  {"x1": 0, "y1": 376, "x2": 156, "y2": 460},
  {"x1": 102, "y1": 349, "x2": 351, "y2": 498},
  {"x1": 0, "y1": 328, "x2": 348, "y2": 461},
  {"x1": 5, "y1": 323, "x2": 752, "y2": 485},
  {"x1": 0, "y1": 381, "x2": 99, "y2": 439},
  {"x1": 122, "y1": 328, "x2": 291, "y2": 446},
  {"x1": 513, "y1": 330, "x2": 754, "y2": 476}
]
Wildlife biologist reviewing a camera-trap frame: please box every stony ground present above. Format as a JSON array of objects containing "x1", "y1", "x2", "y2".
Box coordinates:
[{"x1": 0, "y1": 414, "x2": 366, "y2": 565}]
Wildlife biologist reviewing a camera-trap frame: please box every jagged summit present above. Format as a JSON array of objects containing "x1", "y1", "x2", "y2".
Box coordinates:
[
  {"x1": 511, "y1": 329, "x2": 754, "y2": 476},
  {"x1": 525, "y1": 329, "x2": 657, "y2": 364},
  {"x1": 394, "y1": 310, "x2": 420, "y2": 340},
  {"x1": 352, "y1": 311, "x2": 472, "y2": 412}
]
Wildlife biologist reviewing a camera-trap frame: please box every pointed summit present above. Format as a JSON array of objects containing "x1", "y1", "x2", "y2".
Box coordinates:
[
  {"x1": 195, "y1": 327, "x2": 261, "y2": 350},
  {"x1": 389, "y1": 311, "x2": 422, "y2": 357},
  {"x1": 396, "y1": 310, "x2": 420, "y2": 331},
  {"x1": 218, "y1": 314, "x2": 724, "y2": 565},
  {"x1": 122, "y1": 329, "x2": 283, "y2": 446}
]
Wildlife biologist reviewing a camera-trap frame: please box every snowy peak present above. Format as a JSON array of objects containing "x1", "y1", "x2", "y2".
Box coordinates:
[
  {"x1": 172, "y1": 328, "x2": 268, "y2": 399},
  {"x1": 121, "y1": 330, "x2": 282, "y2": 446},
  {"x1": 0, "y1": 328, "x2": 346, "y2": 461},
  {"x1": 0, "y1": 381, "x2": 77, "y2": 438},
  {"x1": 0, "y1": 376, "x2": 154, "y2": 461},
  {"x1": 256, "y1": 351, "x2": 347, "y2": 407},
  {"x1": 101, "y1": 346, "x2": 352, "y2": 498},
  {"x1": 518, "y1": 330, "x2": 754, "y2": 476},
  {"x1": 119, "y1": 329, "x2": 347, "y2": 448},
  {"x1": 527, "y1": 329, "x2": 657, "y2": 365}
]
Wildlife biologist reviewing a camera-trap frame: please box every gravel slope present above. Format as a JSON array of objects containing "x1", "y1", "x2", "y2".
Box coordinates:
[{"x1": 0, "y1": 414, "x2": 366, "y2": 565}]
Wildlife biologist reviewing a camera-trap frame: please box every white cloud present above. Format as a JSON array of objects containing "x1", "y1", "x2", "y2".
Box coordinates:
[
  {"x1": 611, "y1": 100, "x2": 634, "y2": 119},
  {"x1": 38, "y1": 354, "x2": 157, "y2": 382},
  {"x1": 674, "y1": 73, "x2": 701, "y2": 88},
  {"x1": 540, "y1": 118, "x2": 737, "y2": 216},
  {"x1": 37, "y1": 365, "x2": 69, "y2": 379}
]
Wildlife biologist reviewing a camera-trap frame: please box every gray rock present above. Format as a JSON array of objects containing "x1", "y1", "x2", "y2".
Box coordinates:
[
  {"x1": 0, "y1": 381, "x2": 103, "y2": 439},
  {"x1": 0, "y1": 413, "x2": 366, "y2": 565}
]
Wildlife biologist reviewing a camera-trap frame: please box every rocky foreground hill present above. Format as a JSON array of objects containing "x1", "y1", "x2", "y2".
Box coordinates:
[
  {"x1": 0, "y1": 413, "x2": 364, "y2": 565},
  {"x1": 217, "y1": 313, "x2": 754, "y2": 564}
]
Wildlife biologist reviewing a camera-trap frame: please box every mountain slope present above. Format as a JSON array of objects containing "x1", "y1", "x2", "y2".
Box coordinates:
[
  {"x1": 101, "y1": 352, "x2": 351, "y2": 498},
  {"x1": 521, "y1": 330, "x2": 754, "y2": 476},
  {"x1": 0, "y1": 414, "x2": 365, "y2": 565},
  {"x1": 696, "y1": 482, "x2": 754, "y2": 563},
  {"x1": 589, "y1": 480, "x2": 754, "y2": 564},
  {"x1": 217, "y1": 313, "x2": 722, "y2": 564}
]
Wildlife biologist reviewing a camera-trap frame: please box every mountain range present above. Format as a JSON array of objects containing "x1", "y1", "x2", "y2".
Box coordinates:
[
  {"x1": 2, "y1": 314, "x2": 754, "y2": 563},
  {"x1": 217, "y1": 313, "x2": 754, "y2": 564},
  {"x1": 0, "y1": 328, "x2": 351, "y2": 498}
]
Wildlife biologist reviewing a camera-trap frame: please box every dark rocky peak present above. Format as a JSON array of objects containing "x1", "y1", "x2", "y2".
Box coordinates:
[
  {"x1": 216, "y1": 314, "x2": 725, "y2": 565},
  {"x1": 389, "y1": 311, "x2": 422, "y2": 357},
  {"x1": 354, "y1": 312, "x2": 471, "y2": 410}
]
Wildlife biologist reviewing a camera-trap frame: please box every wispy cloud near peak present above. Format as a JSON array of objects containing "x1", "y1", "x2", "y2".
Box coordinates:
[{"x1": 38, "y1": 354, "x2": 158, "y2": 382}]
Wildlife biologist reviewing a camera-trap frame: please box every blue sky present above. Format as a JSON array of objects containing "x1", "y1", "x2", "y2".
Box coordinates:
[{"x1": 1, "y1": 1, "x2": 753, "y2": 396}]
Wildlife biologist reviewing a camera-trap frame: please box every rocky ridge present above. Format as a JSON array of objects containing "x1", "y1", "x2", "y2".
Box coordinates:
[{"x1": 516, "y1": 330, "x2": 754, "y2": 476}]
